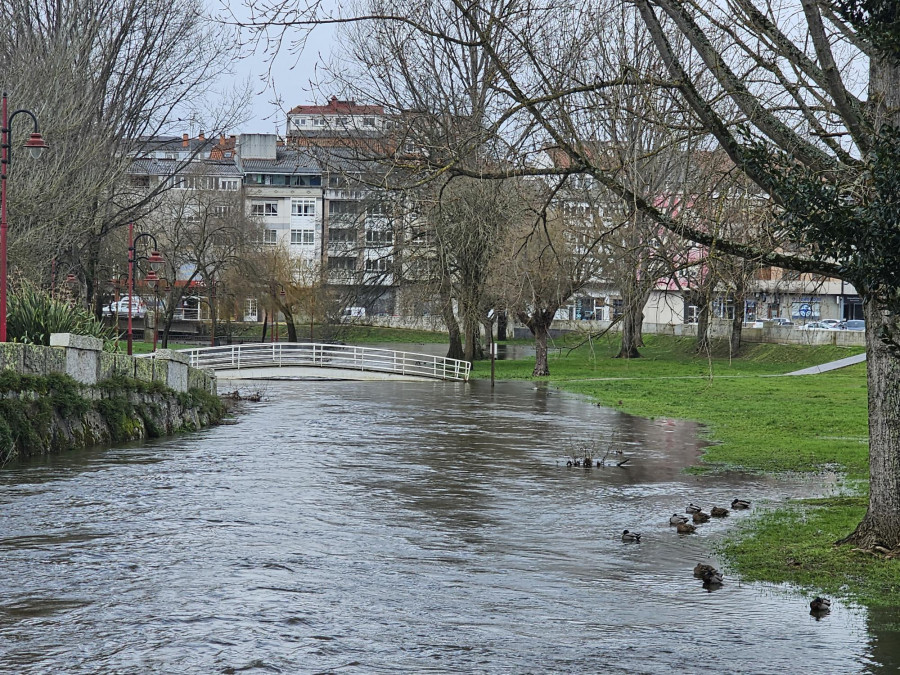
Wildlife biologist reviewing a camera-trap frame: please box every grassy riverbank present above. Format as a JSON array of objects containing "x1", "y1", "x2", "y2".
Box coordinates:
[{"x1": 472, "y1": 334, "x2": 900, "y2": 608}]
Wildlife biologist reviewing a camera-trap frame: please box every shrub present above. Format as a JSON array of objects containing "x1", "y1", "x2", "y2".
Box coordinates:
[{"x1": 7, "y1": 282, "x2": 114, "y2": 346}]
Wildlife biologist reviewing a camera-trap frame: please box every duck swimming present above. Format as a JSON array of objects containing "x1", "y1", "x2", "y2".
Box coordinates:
[
  {"x1": 731, "y1": 498, "x2": 751, "y2": 510},
  {"x1": 693, "y1": 563, "x2": 717, "y2": 579},
  {"x1": 692, "y1": 511, "x2": 711, "y2": 524},
  {"x1": 676, "y1": 522, "x2": 696, "y2": 534},
  {"x1": 701, "y1": 568, "x2": 724, "y2": 585},
  {"x1": 810, "y1": 597, "x2": 832, "y2": 612},
  {"x1": 670, "y1": 514, "x2": 689, "y2": 525},
  {"x1": 621, "y1": 530, "x2": 642, "y2": 543},
  {"x1": 710, "y1": 506, "x2": 730, "y2": 517},
  {"x1": 686, "y1": 503, "x2": 702, "y2": 514}
]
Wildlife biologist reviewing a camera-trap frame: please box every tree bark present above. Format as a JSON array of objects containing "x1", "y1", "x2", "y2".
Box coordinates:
[
  {"x1": 616, "y1": 309, "x2": 643, "y2": 359},
  {"x1": 838, "y1": 296, "x2": 900, "y2": 548},
  {"x1": 695, "y1": 291, "x2": 711, "y2": 353},
  {"x1": 440, "y1": 285, "x2": 464, "y2": 360},
  {"x1": 519, "y1": 309, "x2": 554, "y2": 375},
  {"x1": 730, "y1": 289, "x2": 746, "y2": 356}
]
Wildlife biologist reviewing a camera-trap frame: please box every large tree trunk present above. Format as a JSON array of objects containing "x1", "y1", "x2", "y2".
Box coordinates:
[
  {"x1": 839, "y1": 295, "x2": 900, "y2": 548},
  {"x1": 440, "y1": 285, "x2": 464, "y2": 360},
  {"x1": 695, "y1": 290, "x2": 711, "y2": 353},
  {"x1": 730, "y1": 288, "x2": 746, "y2": 356},
  {"x1": 463, "y1": 314, "x2": 484, "y2": 362},
  {"x1": 616, "y1": 309, "x2": 643, "y2": 359},
  {"x1": 520, "y1": 309, "x2": 554, "y2": 375}
]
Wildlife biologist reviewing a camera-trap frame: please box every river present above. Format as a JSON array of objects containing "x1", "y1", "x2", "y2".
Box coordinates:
[{"x1": 1, "y1": 379, "x2": 897, "y2": 673}]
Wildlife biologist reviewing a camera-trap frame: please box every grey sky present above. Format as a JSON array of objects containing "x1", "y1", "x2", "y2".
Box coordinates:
[{"x1": 210, "y1": 1, "x2": 338, "y2": 134}]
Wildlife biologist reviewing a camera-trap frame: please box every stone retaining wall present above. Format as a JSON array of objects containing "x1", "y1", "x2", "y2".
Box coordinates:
[{"x1": 0, "y1": 334, "x2": 217, "y2": 393}]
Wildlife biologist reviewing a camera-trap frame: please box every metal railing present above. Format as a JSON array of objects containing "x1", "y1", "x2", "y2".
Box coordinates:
[{"x1": 181, "y1": 343, "x2": 471, "y2": 382}]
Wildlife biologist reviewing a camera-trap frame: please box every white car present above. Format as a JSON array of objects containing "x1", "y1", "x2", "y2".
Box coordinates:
[{"x1": 103, "y1": 297, "x2": 147, "y2": 318}]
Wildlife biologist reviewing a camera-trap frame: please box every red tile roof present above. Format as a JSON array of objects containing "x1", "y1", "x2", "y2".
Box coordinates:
[{"x1": 288, "y1": 96, "x2": 384, "y2": 116}]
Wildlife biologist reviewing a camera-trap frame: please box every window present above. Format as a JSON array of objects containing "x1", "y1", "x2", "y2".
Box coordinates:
[
  {"x1": 612, "y1": 298, "x2": 624, "y2": 320},
  {"x1": 328, "y1": 228, "x2": 357, "y2": 243},
  {"x1": 263, "y1": 229, "x2": 278, "y2": 245},
  {"x1": 365, "y1": 257, "x2": 390, "y2": 272},
  {"x1": 363, "y1": 116, "x2": 376, "y2": 127},
  {"x1": 251, "y1": 201, "x2": 278, "y2": 217},
  {"x1": 291, "y1": 199, "x2": 316, "y2": 218},
  {"x1": 129, "y1": 175, "x2": 150, "y2": 188},
  {"x1": 329, "y1": 200, "x2": 360, "y2": 216},
  {"x1": 244, "y1": 298, "x2": 258, "y2": 322},
  {"x1": 213, "y1": 204, "x2": 232, "y2": 216},
  {"x1": 218, "y1": 178, "x2": 239, "y2": 191},
  {"x1": 365, "y1": 229, "x2": 393, "y2": 246},
  {"x1": 327, "y1": 256, "x2": 356, "y2": 271},
  {"x1": 291, "y1": 228, "x2": 315, "y2": 245}
]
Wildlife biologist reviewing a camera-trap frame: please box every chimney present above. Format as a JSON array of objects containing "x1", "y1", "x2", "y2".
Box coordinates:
[
  {"x1": 182, "y1": 133, "x2": 189, "y2": 147},
  {"x1": 198, "y1": 130, "x2": 205, "y2": 141}
]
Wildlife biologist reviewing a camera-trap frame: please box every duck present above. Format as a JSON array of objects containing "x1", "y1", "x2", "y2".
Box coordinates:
[
  {"x1": 693, "y1": 563, "x2": 717, "y2": 579},
  {"x1": 566, "y1": 460, "x2": 573, "y2": 467},
  {"x1": 711, "y1": 506, "x2": 730, "y2": 517},
  {"x1": 701, "y1": 568, "x2": 724, "y2": 585},
  {"x1": 670, "y1": 514, "x2": 689, "y2": 525},
  {"x1": 676, "y1": 522, "x2": 696, "y2": 534},
  {"x1": 810, "y1": 597, "x2": 832, "y2": 612},
  {"x1": 692, "y1": 511, "x2": 711, "y2": 524},
  {"x1": 621, "y1": 529, "x2": 642, "y2": 543},
  {"x1": 686, "y1": 503, "x2": 702, "y2": 514},
  {"x1": 731, "y1": 498, "x2": 751, "y2": 510}
]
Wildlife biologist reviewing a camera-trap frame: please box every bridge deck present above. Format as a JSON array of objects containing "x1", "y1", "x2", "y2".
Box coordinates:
[{"x1": 180, "y1": 343, "x2": 471, "y2": 382}]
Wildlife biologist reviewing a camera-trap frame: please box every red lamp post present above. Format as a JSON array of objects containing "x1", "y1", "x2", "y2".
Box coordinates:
[
  {"x1": 126, "y1": 221, "x2": 163, "y2": 355},
  {"x1": 1, "y1": 92, "x2": 48, "y2": 341}
]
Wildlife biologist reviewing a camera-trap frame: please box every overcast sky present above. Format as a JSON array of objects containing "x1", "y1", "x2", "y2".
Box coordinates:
[{"x1": 210, "y1": 1, "x2": 339, "y2": 135}]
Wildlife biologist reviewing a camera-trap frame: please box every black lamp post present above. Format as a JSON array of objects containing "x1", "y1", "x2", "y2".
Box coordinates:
[
  {"x1": 1, "y1": 93, "x2": 48, "y2": 341},
  {"x1": 126, "y1": 222, "x2": 163, "y2": 355}
]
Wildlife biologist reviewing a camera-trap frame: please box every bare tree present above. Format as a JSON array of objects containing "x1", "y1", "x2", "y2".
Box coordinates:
[
  {"x1": 0, "y1": 0, "x2": 247, "y2": 311},
  {"x1": 244, "y1": 0, "x2": 900, "y2": 546}
]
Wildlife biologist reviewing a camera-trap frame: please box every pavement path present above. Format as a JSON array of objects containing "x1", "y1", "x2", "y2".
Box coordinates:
[{"x1": 784, "y1": 351, "x2": 867, "y2": 375}]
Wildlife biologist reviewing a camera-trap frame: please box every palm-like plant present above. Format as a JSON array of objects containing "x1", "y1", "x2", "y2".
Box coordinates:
[{"x1": 7, "y1": 283, "x2": 115, "y2": 346}]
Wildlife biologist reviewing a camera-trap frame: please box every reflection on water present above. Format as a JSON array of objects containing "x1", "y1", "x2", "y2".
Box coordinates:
[{"x1": 0, "y1": 380, "x2": 896, "y2": 673}]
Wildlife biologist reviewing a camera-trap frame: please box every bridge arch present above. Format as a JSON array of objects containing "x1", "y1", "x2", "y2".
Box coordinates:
[{"x1": 178, "y1": 343, "x2": 471, "y2": 382}]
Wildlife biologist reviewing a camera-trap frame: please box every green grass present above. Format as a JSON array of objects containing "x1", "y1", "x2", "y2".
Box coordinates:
[
  {"x1": 473, "y1": 335, "x2": 868, "y2": 475},
  {"x1": 124, "y1": 341, "x2": 198, "y2": 354},
  {"x1": 719, "y1": 496, "x2": 900, "y2": 608},
  {"x1": 338, "y1": 325, "x2": 451, "y2": 343}
]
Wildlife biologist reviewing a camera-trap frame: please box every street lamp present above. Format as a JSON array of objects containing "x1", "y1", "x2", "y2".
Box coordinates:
[
  {"x1": 126, "y1": 221, "x2": 164, "y2": 355},
  {"x1": 1, "y1": 92, "x2": 48, "y2": 341}
]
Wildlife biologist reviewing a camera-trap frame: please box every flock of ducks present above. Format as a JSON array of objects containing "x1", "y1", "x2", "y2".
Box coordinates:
[
  {"x1": 621, "y1": 498, "x2": 750, "y2": 541},
  {"x1": 620, "y1": 498, "x2": 833, "y2": 612}
]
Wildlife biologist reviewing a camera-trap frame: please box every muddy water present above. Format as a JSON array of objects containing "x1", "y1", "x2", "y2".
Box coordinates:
[{"x1": 0, "y1": 380, "x2": 897, "y2": 673}]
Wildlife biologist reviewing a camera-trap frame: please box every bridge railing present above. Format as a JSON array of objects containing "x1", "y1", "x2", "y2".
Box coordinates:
[{"x1": 180, "y1": 343, "x2": 471, "y2": 382}]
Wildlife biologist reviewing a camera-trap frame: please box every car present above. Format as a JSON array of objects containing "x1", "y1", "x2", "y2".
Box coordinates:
[
  {"x1": 838, "y1": 319, "x2": 865, "y2": 331},
  {"x1": 769, "y1": 318, "x2": 795, "y2": 327},
  {"x1": 797, "y1": 321, "x2": 837, "y2": 330},
  {"x1": 103, "y1": 297, "x2": 147, "y2": 318},
  {"x1": 820, "y1": 319, "x2": 841, "y2": 328}
]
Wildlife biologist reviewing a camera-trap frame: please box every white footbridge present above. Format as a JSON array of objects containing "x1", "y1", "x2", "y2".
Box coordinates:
[{"x1": 179, "y1": 343, "x2": 471, "y2": 382}]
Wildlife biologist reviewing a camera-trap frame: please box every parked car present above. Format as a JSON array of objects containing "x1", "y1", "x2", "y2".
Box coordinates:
[
  {"x1": 838, "y1": 320, "x2": 866, "y2": 331},
  {"x1": 820, "y1": 319, "x2": 841, "y2": 328},
  {"x1": 103, "y1": 297, "x2": 147, "y2": 318},
  {"x1": 770, "y1": 318, "x2": 795, "y2": 327},
  {"x1": 797, "y1": 321, "x2": 837, "y2": 330}
]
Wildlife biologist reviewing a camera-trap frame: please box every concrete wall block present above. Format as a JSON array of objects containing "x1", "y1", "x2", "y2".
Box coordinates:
[
  {"x1": 49, "y1": 333, "x2": 104, "y2": 351},
  {"x1": 64, "y1": 346, "x2": 101, "y2": 385},
  {"x1": 133, "y1": 357, "x2": 155, "y2": 385},
  {"x1": 154, "y1": 349, "x2": 190, "y2": 365},
  {"x1": 23, "y1": 344, "x2": 66, "y2": 376},
  {"x1": 166, "y1": 360, "x2": 189, "y2": 392},
  {"x1": 0, "y1": 343, "x2": 25, "y2": 374}
]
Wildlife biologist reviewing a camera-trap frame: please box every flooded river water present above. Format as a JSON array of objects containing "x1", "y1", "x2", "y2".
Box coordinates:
[{"x1": 1, "y1": 379, "x2": 898, "y2": 673}]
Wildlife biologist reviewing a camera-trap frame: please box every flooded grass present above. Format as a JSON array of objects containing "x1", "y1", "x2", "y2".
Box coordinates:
[
  {"x1": 720, "y1": 496, "x2": 900, "y2": 609},
  {"x1": 472, "y1": 334, "x2": 891, "y2": 607}
]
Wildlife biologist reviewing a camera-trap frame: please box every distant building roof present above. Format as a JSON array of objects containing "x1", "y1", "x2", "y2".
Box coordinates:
[
  {"x1": 288, "y1": 96, "x2": 384, "y2": 116},
  {"x1": 240, "y1": 148, "x2": 321, "y2": 174},
  {"x1": 128, "y1": 158, "x2": 242, "y2": 176}
]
